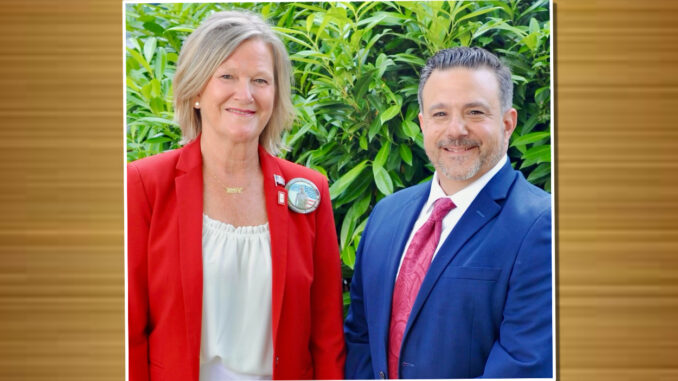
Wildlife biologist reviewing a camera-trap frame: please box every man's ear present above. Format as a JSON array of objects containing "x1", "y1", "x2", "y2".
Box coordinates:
[
  {"x1": 418, "y1": 112, "x2": 425, "y2": 132},
  {"x1": 503, "y1": 108, "x2": 518, "y2": 140}
]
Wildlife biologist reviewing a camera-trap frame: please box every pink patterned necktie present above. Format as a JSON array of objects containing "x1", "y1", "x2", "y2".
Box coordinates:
[{"x1": 388, "y1": 197, "x2": 456, "y2": 379}]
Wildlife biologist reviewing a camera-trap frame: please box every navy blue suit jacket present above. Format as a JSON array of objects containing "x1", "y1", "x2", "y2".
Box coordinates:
[{"x1": 344, "y1": 161, "x2": 552, "y2": 379}]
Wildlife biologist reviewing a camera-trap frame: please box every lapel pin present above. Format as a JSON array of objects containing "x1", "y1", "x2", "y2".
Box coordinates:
[
  {"x1": 285, "y1": 178, "x2": 320, "y2": 214},
  {"x1": 277, "y1": 191, "x2": 286, "y2": 205},
  {"x1": 274, "y1": 174, "x2": 286, "y2": 187}
]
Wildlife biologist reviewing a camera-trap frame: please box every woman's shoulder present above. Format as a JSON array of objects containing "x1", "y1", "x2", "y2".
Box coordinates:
[
  {"x1": 127, "y1": 147, "x2": 186, "y2": 189},
  {"x1": 128, "y1": 147, "x2": 182, "y2": 172}
]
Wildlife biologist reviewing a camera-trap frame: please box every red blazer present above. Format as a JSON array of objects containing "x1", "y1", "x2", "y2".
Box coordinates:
[{"x1": 127, "y1": 137, "x2": 346, "y2": 380}]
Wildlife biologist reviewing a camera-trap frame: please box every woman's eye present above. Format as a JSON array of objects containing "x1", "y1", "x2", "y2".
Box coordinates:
[
  {"x1": 254, "y1": 78, "x2": 269, "y2": 85},
  {"x1": 220, "y1": 74, "x2": 233, "y2": 79}
]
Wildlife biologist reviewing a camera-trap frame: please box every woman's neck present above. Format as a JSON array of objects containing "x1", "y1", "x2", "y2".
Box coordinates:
[{"x1": 200, "y1": 131, "x2": 261, "y2": 176}]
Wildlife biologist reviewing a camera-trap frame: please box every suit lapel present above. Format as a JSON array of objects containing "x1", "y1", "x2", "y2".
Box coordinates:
[
  {"x1": 374, "y1": 183, "x2": 430, "y2": 362},
  {"x1": 258, "y1": 146, "x2": 289, "y2": 346},
  {"x1": 174, "y1": 138, "x2": 204, "y2": 361},
  {"x1": 402, "y1": 162, "x2": 518, "y2": 342}
]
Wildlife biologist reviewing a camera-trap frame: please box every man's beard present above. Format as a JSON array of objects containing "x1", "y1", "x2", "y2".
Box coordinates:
[{"x1": 433, "y1": 136, "x2": 505, "y2": 182}]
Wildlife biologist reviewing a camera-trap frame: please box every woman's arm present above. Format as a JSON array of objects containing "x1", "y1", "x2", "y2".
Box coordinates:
[
  {"x1": 309, "y1": 178, "x2": 346, "y2": 379},
  {"x1": 127, "y1": 163, "x2": 151, "y2": 381}
]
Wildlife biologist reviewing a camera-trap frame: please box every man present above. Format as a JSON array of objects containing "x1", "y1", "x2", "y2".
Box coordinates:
[{"x1": 344, "y1": 47, "x2": 552, "y2": 379}]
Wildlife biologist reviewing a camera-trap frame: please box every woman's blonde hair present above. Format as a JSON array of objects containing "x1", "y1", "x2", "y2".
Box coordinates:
[{"x1": 173, "y1": 10, "x2": 294, "y2": 154}]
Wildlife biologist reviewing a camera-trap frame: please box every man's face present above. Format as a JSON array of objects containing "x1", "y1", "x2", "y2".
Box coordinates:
[{"x1": 418, "y1": 67, "x2": 517, "y2": 194}]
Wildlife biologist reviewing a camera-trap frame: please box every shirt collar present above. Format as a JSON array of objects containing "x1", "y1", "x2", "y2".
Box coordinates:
[{"x1": 422, "y1": 155, "x2": 508, "y2": 215}]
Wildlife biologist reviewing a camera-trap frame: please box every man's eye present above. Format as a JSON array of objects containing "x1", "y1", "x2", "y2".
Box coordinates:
[
  {"x1": 432, "y1": 112, "x2": 446, "y2": 117},
  {"x1": 469, "y1": 110, "x2": 484, "y2": 115}
]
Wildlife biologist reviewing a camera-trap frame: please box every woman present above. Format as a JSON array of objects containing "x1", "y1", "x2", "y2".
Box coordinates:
[{"x1": 127, "y1": 10, "x2": 346, "y2": 380}]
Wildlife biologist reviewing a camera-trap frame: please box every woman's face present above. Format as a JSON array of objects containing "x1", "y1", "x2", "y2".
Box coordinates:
[{"x1": 196, "y1": 38, "x2": 276, "y2": 145}]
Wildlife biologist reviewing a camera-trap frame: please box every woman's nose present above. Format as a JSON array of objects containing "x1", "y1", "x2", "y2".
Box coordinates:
[{"x1": 234, "y1": 80, "x2": 254, "y2": 102}]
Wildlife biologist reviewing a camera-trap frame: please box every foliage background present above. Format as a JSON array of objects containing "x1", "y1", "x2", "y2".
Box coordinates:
[{"x1": 125, "y1": 0, "x2": 551, "y2": 306}]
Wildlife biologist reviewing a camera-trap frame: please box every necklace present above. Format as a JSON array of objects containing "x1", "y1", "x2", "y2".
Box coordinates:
[{"x1": 208, "y1": 171, "x2": 244, "y2": 194}]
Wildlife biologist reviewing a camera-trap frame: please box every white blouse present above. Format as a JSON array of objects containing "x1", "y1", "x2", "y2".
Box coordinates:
[{"x1": 200, "y1": 214, "x2": 273, "y2": 381}]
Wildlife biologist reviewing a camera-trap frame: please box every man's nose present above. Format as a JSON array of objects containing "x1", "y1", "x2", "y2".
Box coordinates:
[{"x1": 446, "y1": 113, "x2": 468, "y2": 137}]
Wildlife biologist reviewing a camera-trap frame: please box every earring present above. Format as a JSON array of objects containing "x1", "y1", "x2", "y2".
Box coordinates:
[{"x1": 194, "y1": 101, "x2": 200, "y2": 108}]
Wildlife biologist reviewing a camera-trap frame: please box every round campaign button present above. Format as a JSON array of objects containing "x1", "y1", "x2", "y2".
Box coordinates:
[{"x1": 285, "y1": 178, "x2": 320, "y2": 214}]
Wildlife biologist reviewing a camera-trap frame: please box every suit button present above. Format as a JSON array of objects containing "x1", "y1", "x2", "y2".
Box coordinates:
[
  {"x1": 275, "y1": 356, "x2": 279, "y2": 366},
  {"x1": 379, "y1": 371, "x2": 385, "y2": 379}
]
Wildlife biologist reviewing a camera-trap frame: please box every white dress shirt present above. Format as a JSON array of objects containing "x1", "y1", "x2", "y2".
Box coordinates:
[
  {"x1": 396, "y1": 155, "x2": 508, "y2": 275},
  {"x1": 200, "y1": 214, "x2": 273, "y2": 380}
]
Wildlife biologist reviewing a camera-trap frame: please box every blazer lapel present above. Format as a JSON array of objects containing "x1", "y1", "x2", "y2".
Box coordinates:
[
  {"x1": 374, "y1": 183, "x2": 430, "y2": 363},
  {"x1": 258, "y1": 146, "x2": 289, "y2": 346},
  {"x1": 174, "y1": 138, "x2": 204, "y2": 361},
  {"x1": 403, "y1": 161, "x2": 518, "y2": 341}
]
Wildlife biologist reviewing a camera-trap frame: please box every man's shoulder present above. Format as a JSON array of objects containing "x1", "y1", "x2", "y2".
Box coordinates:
[
  {"x1": 372, "y1": 181, "x2": 430, "y2": 214},
  {"x1": 508, "y1": 173, "x2": 551, "y2": 213}
]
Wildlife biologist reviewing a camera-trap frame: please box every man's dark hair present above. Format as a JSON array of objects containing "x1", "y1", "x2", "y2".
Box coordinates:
[{"x1": 418, "y1": 47, "x2": 513, "y2": 112}]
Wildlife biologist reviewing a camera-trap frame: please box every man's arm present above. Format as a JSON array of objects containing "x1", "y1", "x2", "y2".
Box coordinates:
[
  {"x1": 481, "y1": 207, "x2": 553, "y2": 378},
  {"x1": 344, "y1": 215, "x2": 376, "y2": 379}
]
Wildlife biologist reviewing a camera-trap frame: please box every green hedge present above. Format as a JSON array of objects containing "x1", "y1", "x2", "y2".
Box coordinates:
[{"x1": 126, "y1": 1, "x2": 551, "y2": 304}]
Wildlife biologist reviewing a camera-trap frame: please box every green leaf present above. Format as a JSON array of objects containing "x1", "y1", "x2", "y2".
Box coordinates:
[
  {"x1": 165, "y1": 25, "x2": 195, "y2": 33},
  {"x1": 127, "y1": 48, "x2": 154, "y2": 77},
  {"x1": 341, "y1": 244, "x2": 356, "y2": 269},
  {"x1": 143, "y1": 37, "x2": 157, "y2": 64},
  {"x1": 353, "y1": 69, "x2": 376, "y2": 100},
  {"x1": 373, "y1": 141, "x2": 391, "y2": 169},
  {"x1": 359, "y1": 135, "x2": 368, "y2": 151},
  {"x1": 393, "y1": 53, "x2": 426, "y2": 67},
  {"x1": 340, "y1": 206, "x2": 358, "y2": 249},
  {"x1": 380, "y1": 105, "x2": 400, "y2": 125},
  {"x1": 368, "y1": 117, "x2": 381, "y2": 142},
  {"x1": 145, "y1": 135, "x2": 172, "y2": 144},
  {"x1": 329, "y1": 160, "x2": 368, "y2": 200},
  {"x1": 529, "y1": 17, "x2": 540, "y2": 35},
  {"x1": 526, "y1": 163, "x2": 551, "y2": 183},
  {"x1": 456, "y1": 6, "x2": 502, "y2": 24},
  {"x1": 520, "y1": 0, "x2": 549, "y2": 20},
  {"x1": 401, "y1": 120, "x2": 420, "y2": 140},
  {"x1": 372, "y1": 165, "x2": 394, "y2": 195},
  {"x1": 343, "y1": 290, "x2": 351, "y2": 305},
  {"x1": 521, "y1": 145, "x2": 551, "y2": 163},
  {"x1": 128, "y1": 116, "x2": 179, "y2": 127},
  {"x1": 510, "y1": 131, "x2": 550, "y2": 147},
  {"x1": 149, "y1": 97, "x2": 165, "y2": 114},
  {"x1": 399, "y1": 144, "x2": 413, "y2": 165},
  {"x1": 154, "y1": 47, "x2": 167, "y2": 81},
  {"x1": 333, "y1": 170, "x2": 373, "y2": 209},
  {"x1": 340, "y1": 193, "x2": 371, "y2": 249},
  {"x1": 150, "y1": 78, "x2": 162, "y2": 98},
  {"x1": 522, "y1": 32, "x2": 538, "y2": 51},
  {"x1": 142, "y1": 21, "x2": 164, "y2": 36},
  {"x1": 458, "y1": 29, "x2": 472, "y2": 46},
  {"x1": 535, "y1": 86, "x2": 550, "y2": 105}
]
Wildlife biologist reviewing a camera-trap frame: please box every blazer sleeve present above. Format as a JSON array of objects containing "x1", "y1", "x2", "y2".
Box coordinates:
[
  {"x1": 309, "y1": 178, "x2": 347, "y2": 379},
  {"x1": 127, "y1": 163, "x2": 151, "y2": 381},
  {"x1": 481, "y1": 207, "x2": 553, "y2": 378},
  {"x1": 343, "y1": 209, "x2": 375, "y2": 379}
]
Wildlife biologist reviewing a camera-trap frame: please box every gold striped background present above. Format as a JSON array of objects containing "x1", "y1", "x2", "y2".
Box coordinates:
[{"x1": 0, "y1": 0, "x2": 676, "y2": 379}]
